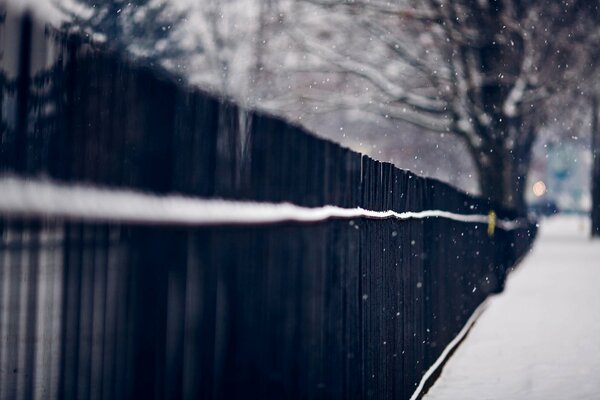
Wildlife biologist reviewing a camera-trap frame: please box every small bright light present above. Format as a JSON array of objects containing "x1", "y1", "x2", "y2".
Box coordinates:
[{"x1": 532, "y1": 180, "x2": 546, "y2": 197}]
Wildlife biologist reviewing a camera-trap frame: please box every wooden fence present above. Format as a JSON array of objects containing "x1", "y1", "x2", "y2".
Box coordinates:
[{"x1": 0, "y1": 8, "x2": 535, "y2": 400}]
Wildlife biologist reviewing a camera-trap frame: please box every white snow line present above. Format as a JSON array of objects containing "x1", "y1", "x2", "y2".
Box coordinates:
[
  {"x1": 409, "y1": 298, "x2": 491, "y2": 400},
  {"x1": 0, "y1": 176, "x2": 526, "y2": 229}
]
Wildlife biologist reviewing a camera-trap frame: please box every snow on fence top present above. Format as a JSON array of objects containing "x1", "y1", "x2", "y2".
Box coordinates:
[{"x1": 0, "y1": 176, "x2": 527, "y2": 230}]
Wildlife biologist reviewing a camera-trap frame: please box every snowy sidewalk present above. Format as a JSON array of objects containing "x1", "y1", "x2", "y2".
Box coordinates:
[{"x1": 424, "y1": 216, "x2": 600, "y2": 400}]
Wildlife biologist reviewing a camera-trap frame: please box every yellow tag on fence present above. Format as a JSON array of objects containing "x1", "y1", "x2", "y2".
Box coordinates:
[{"x1": 487, "y1": 210, "x2": 496, "y2": 237}]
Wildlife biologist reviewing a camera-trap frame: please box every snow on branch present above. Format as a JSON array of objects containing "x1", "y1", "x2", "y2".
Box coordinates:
[{"x1": 286, "y1": 28, "x2": 448, "y2": 115}]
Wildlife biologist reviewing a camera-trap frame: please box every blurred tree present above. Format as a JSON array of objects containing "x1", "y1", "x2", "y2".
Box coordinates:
[
  {"x1": 276, "y1": 0, "x2": 600, "y2": 210},
  {"x1": 55, "y1": 0, "x2": 186, "y2": 65}
]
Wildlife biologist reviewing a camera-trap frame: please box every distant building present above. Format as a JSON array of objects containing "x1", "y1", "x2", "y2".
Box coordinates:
[{"x1": 527, "y1": 137, "x2": 591, "y2": 213}]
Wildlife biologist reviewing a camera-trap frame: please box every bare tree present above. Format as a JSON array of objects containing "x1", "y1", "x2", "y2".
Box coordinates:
[{"x1": 270, "y1": 0, "x2": 600, "y2": 210}]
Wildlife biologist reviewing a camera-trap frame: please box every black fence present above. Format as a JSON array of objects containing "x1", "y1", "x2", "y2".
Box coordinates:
[{"x1": 0, "y1": 8, "x2": 535, "y2": 400}]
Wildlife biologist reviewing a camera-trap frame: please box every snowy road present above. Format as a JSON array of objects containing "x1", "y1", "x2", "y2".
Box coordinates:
[{"x1": 423, "y1": 216, "x2": 600, "y2": 400}]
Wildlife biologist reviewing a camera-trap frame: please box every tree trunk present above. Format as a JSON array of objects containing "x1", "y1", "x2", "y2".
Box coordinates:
[
  {"x1": 475, "y1": 146, "x2": 530, "y2": 212},
  {"x1": 471, "y1": 121, "x2": 534, "y2": 213},
  {"x1": 592, "y1": 95, "x2": 600, "y2": 237}
]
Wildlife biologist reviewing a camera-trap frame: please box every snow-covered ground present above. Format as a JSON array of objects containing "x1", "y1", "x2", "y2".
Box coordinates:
[{"x1": 424, "y1": 215, "x2": 600, "y2": 400}]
